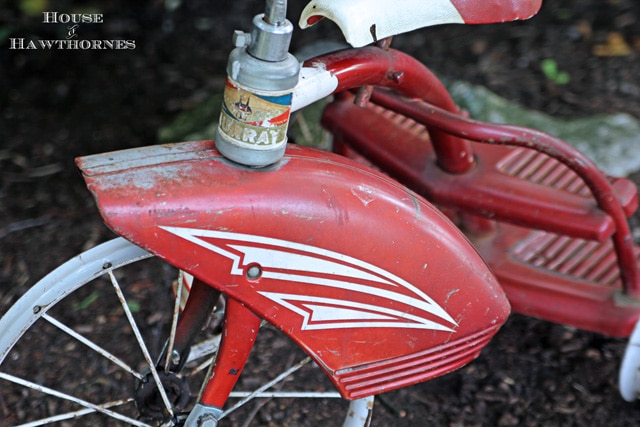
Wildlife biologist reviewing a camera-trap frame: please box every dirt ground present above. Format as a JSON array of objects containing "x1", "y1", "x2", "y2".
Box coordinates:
[{"x1": 2, "y1": 0, "x2": 640, "y2": 425}]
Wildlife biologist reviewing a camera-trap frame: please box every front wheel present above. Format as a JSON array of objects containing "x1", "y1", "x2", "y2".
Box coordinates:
[{"x1": 0, "y1": 238, "x2": 373, "y2": 426}]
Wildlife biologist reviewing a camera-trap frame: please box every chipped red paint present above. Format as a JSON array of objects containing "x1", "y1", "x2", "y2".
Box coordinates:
[{"x1": 77, "y1": 141, "x2": 509, "y2": 399}]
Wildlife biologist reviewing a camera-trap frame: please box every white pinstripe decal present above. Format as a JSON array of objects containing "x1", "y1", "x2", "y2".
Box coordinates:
[{"x1": 161, "y1": 226, "x2": 457, "y2": 332}]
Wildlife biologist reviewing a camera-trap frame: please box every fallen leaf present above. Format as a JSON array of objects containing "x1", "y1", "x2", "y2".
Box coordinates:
[{"x1": 593, "y1": 32, "x2": 632, "y2": 57}]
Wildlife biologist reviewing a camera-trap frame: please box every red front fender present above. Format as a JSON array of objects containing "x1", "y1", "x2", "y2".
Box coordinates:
[{"x1": 76, "y1": 140, "x2": 509, "y2": 398}]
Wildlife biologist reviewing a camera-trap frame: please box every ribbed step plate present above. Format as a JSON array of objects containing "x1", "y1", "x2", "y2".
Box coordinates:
[{"x1": 472, "y1": 223, "x2": 640, "y2": 337}]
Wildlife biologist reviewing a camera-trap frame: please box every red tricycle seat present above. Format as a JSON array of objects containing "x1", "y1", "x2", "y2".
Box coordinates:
[{"x1": 450, "y1": 0, "x2": 543, "y2": 24}]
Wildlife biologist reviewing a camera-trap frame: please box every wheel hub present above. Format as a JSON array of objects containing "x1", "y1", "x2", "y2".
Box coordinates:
[{"x1": 135, "y1": 370, "x2": 191, "y2": 422}]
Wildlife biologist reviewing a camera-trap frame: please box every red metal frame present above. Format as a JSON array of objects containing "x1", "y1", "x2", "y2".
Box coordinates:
[
  {"x1": 167, "y1": 277, "x2": 220, "y2": 371},
  {"x1": 304, "y1": 46, "x2": 475, "y2": 173},
  {"x1": 199, "y1": 298, "x2": 261, "y2": 408},
  {"x1": 315, "y1": 47, "x2": 640, "y2": 337}
]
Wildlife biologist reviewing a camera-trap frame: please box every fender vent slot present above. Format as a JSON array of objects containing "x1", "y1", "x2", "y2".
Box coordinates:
[{"x1": 334, "y1": 326, "x2": 499, "y2": 399}]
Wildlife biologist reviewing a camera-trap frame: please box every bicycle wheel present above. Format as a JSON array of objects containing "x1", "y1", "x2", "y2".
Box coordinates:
[{"x1": 0, "y1": 237, "x2": 373, "y2": 426}]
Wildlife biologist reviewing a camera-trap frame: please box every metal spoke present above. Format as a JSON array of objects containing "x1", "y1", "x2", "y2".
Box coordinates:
[
  {"x1": 188, "y1": 357, "x2": 215, "y2": 377},
  {"x1": 42, "y1": 313, "x2": 144, "y2": 380},
  {"x1": 0, "y1": 372, "x2": 151, "y2": 427},
  {"x1": 13, "y1": 398, "x2": 135, "y2": 427},
  {"x1": 220, "y1": 356, "x2": 312, "y2": 419},
  {"x1": 183, "y1": 335, "x2": 222, "y2": 377},
  {"x1": 108, "y1": 270, "x2": 175, "y2": 418},
  {"x1": 164, "y1": 270, "x2": 184, "y2": 372},
  {"x1": 229, "y1": 391, "x2": 341, "y2": 398},
  {"x1": 186, "y1": 334, "x2": 221, "y2": 363}
]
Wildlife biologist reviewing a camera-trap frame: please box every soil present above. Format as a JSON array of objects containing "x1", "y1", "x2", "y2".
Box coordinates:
[{"x1": 1, "y1": 0, "x2": 640, "y2": 426}]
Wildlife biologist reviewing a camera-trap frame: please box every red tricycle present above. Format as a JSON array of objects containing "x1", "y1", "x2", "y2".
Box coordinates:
[{"x1": 2, "y1": 0, "x2": 640, "y2": 425}]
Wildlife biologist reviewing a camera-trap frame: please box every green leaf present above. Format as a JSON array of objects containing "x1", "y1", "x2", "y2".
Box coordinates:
[
  {"x1": 73, "y1": 291, "x2": 100, "y2": 311},
  {"x1": 540, "y1": 58, "x2": 570, "y2": 85},
  {"x1": 554, "y1": 71, "x2": 570, "y2": 85},
  {"x1": 127, "y1": 300, "x2": 141, "y2": 313}
]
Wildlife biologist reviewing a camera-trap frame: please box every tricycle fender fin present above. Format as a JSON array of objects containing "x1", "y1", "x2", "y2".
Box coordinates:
[{"x1": 77, "y1": 141, "x2": 509, "y2": 398}]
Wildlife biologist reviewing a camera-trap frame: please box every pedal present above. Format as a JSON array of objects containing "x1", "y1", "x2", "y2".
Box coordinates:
[{"x1": 323, "y1": 97, "x2": 638, "y2": 242}]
